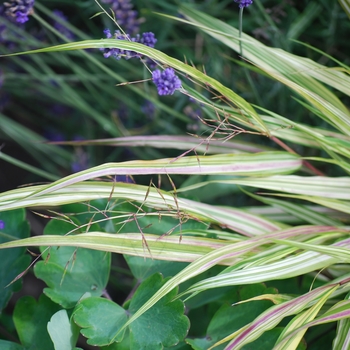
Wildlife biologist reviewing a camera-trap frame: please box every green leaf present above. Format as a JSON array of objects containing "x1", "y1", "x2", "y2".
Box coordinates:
[
  {"x1": 13, "y1": 294, "x2": 61, "y2": 350},
  {"x1": 125, "y1": 256, "x2": 188, "y2": 281},
  {"x1": 47, "y1": 310, "x2": 80, "y2": 350},
  {"x1": 34, "y1": 219, "x2": 111, "y2": 308},
  {"x1": 128, "y1": 273, "x2": 190, "y2": 350},
  {"x1": 73, "y1": 297, "x2": 128, "y2": 346},
  {"x1": 0, "y1": 209, "x2": 31, "y2": 311},
  {"x1": 0, "y1": 340, "x2": 25, "y2": 350},
  {"x1": 338, "y1": 0, "x2": 350, "y2": 19},
  {"x1": 187, "y1": 284, "x2": 274, "y2": 349}
]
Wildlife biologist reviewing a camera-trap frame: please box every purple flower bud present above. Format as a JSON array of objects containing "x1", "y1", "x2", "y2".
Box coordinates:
[
  {"x1": 141, "y1": 32, "x2": 157, "y2": 48},
  {"x1": 0, "y1": 220, "x2": 5, "y2": 230},
  {"x1": 152, "y1": 68, "x2": 182, "y2": 96},
  {"x1": 102, "y1": 30, "x2": 157, "y2": 61},
  {"x1": 234, "y1": 0, "x2": 253, "y2": 8},
  {"x1": 4, "y1": 0, "x2": 35, "y2": 24}
]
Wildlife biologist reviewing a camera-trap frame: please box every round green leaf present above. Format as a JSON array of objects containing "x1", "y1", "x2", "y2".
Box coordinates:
[
  {"x1": 0, "y1": 340, "x2": 25, "y2": 350},
  {"x1": 73, "y1": 297, "x2": 128, "y2": 346},
  {"x1": 34, "y1": 219, "x2": 111, "y2": 308},
  {"x1": 128, "y1": 273, "x2": 190, "y2": 350},
  {"x1": 13, "y1": 294, "x2": 61, "y2": 350},
  {"x1": 47, "y1": 309, "x2": 79, "y2": 350}
]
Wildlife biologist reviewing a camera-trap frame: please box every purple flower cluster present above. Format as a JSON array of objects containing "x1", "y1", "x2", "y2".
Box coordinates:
[
  {"x1": 101, "y1": 0, "x2": 139, "y2": 34},
  {"x1": 152, "y1": 68, "x2": 182, "y2": 96},
  {"x1": 0, "y1": 220, "x2": 5, "y2": 230},
  {"x1": 234, "y1": 0, "x2": 253, "y2": 8},
  {"x1": 102, "y1": 28, "x2": 181, "y2": 96},
  {"x1": 102, "y1": 29, "x2": 157, "y2": 60},
  {"x1": 4, "y1": 0, "x2": 35, "y2": 24},
  {"x1": 52, "y1": 10, "x2": 75, "y2": 41}
]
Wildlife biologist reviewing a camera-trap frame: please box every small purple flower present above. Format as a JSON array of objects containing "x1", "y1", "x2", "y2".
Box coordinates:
[
  {"x1": 52, "y1": 10, "x2": 75, "y2": 40},
  {"x1": 4, "y1": 0, "x2": 35, "y2": 24},
  {"x1": 140, "y1": 32, "x2": 157, "y2": 48},
  {"x1": 0, "y1": 220, "x2": 5, "y2": 230},
  {"x1": 101, "y1": 0, "x2": 139, "y2": 34},
  {"x1": 102, "y1": 29, "x2": 157, "y2": 61},
  {"x1": 234, "y1": 0, "x2": 253, "y2": 8},
  {"x1": 152, "y1": 68, "x2": 182, "y2": 96},
  {"x1": 102, "y1": 29, "x2": 137, "y2": 59}
]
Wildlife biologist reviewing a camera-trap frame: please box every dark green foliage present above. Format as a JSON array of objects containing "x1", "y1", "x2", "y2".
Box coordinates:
[
  {"x1": 1, "y1": 0, "x2": 349, "y2": 349},
  {"x1": 0, "y1": 209, "x2": 31, "y2": 312},
  {"x1": 73, "y1": 273, "x2": 189, "y2": 349},
  {"x1": 13, "y1": 295, "x2": 60, "y2": 350},
  {"x1": 34, "y1": 218, "x2": 111, "y2": 308}
]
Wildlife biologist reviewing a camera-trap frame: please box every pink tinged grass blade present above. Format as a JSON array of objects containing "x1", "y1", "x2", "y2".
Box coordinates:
[
  {"x1": 0, "y1": 232, "x2": 233, "y2": 264},
  {"x1": 333, "y1": 293, "x2": 350, "y2": 350},
  {"x1": 273, "y1": 299, "x2": 350, "y2": 350},
  {"x1": 273, "y1": 287, "x2": 337, "y2": 350},
  {"x1": 89, "y1": 226, "x2": 336, "y2": 339},
  {"x1": 220, "y1": 284, "x2": 340, "y2": 350},
  {"x1": 181, "y1": 235, "x2": 350, "y2": 296},
  {"x1": 22, "y1": 152, "x2": 301, "y2": 199},
  {"x1": 0, "y1": 182, "x2": 283, "y2": 236},
  {"x1": 52, "y1": 135, "x2": 272, "y2": 154}
]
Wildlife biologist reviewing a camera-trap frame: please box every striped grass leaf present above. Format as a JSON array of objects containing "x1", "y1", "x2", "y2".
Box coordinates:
[
  {"x1": 243, "y1": 192, "x2": 342, "y2": 226},
  {"x1": 256, "y1": 108, "x2": 350, "y2": 158},
  {"x1": 101, "y1": 226, "x2": 337, "y2": 340},
  {"x1": 338, "y1": 0, "x2": 350, "y2": 18},
  {"x1": 226, "y1": 231, "x2": 345, "y2": 272},
  {"x1": 0, "y1": 232, "x2": 235, "y2": 264},
  {"x1": 52, "y1": 135, "x2": 273, "y2": 154},
  {"x1": 0, "y1": 225, "x2": 336, "y2": 339},
  {"x1": 333, "y1": 293, "x2": 350, "y2": 350},
  {"x1": 179, "y1": 6, "x2": 350, "y2": 106},
  {"x1": 18, "y1": 152, "x2": 301, "y2": 197},
  {"x1": 271, "y1": 239, "x2": 350, "y2": 263},
  {"x1": 216, "y1": 284, "x2": 340, "y2": 350},
  {"x1": 246, "y1": 205, "x2": 349, "y2": 224},
  {"x1": 263, "y1": 194, "x2": 350, "y2": 215},
  {"x1": 0, "y1": 182, "x2": 281, "y2": 236},
  {"x1": 180, "y1": 234, "x2": 350, "y2": 297},
  {"x1": 274, "y1": 299, "x2": 350, "y2": 350},
  {"x1": 177, "y1": 175, "x2": 350, "y2": 200},
  {"x1": 178, "y1": 6, "x2": 350, "y2": 137}
]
